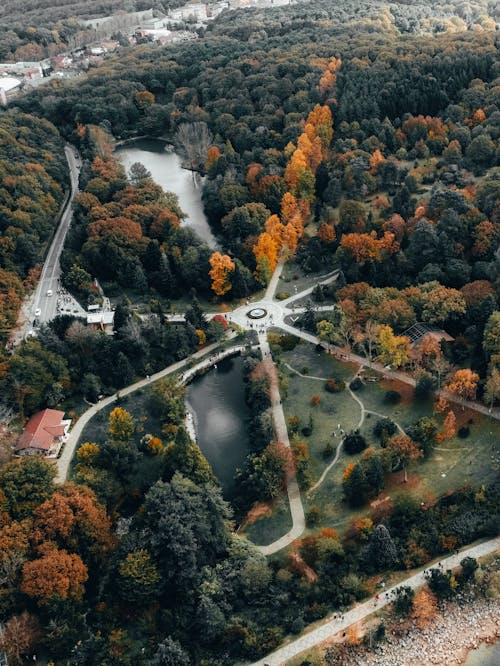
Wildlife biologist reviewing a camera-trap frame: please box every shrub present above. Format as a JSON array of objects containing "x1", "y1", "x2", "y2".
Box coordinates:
[
  {"x1": 344, "y1": 431, "x2": 367, "y2": 455},
  {"x1": 322, "y1": 441, "x2": 334, "y2": 459},
  {"x1": 457, "y1": 426, "x2": 470, "y2": 438},
  {"x1": 383, "y1": 390, "x2": 401, "y2": 404},
  {"x1": 393, "y1": 585, "x2": 415, "y2": 616},
  {"x1": 415, "y1": 373, "x2": 436, "y2": 399},
  {"x1": 349, "y1": 377, "x2": 363, "y2": 391},
  {"x1": 325, "y1": 377, "x2": 345, "y2": 393},
  {"x1": 276, "y1": 291, "x2": 290, "y2": 300},
  {"x1": 311, "y1": 394, "x2": 321, "y2": 406},
  {"x1": 373, "y1": 418, "x2": 397, "y2": 445},
  {"x1": 306, "y1": 505, "x2": 320, "y2": 527}
]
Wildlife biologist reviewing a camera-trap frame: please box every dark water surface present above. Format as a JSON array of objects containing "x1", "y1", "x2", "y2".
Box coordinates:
[
  {"x1": 116, "y1": 138, "x2": 218, "y2": 247},
  {"x1": 186, "y1": 356, "x2": 251, "y2": 497}
]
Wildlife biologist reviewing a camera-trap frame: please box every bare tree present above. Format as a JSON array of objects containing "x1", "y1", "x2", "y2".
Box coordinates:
[{"x1": 175, "y1": 122, "x2": 213, "y2": 171}]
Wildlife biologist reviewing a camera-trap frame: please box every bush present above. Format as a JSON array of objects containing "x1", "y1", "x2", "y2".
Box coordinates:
[
  {"x1": 325, "y1": 377, "x2": 345, "y2": 393},
  {"x1": 344, "y1": 431, "x2": 367, "y2": 455},
  {"x1": 349, "y1": 377, "x2": 363, "y2": 391},
  {"x1": 373, "y1": 418, "x2": 397, "y2": 445},
  {"x1": 322, "y1": 441, "x2": 334, "y2": 459},
  {"x1": 415, "y1": 373, "x2": 436, "y2": 399},
  {"x1": 383, "y1": 390, "x2": 401, "y2": 404},
  {"x1": 276, "y1": 291, "x2": 290, "y2": 300},
  {"x1": 393, "y1": 585, "x2": 415, "y2": 616},
  {"x1": 306, "y1": 505, "x2": 320, "y2": 527},
  {"x1": 311, "y1": 394, "x2": 321, "y2": 406},
  {"x1": 458, "y1": 426, "x2": 470, "y2": 438}
]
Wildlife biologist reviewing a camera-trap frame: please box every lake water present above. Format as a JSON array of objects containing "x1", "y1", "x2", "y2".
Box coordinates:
[
  {"x1": 186, "y1": 355, "x2": 251, "y2": 497},
  {"x1": 116, "y1": 138, "x2": 218, "y2": 248},
  {"x1": 464, "y1": 641, "x2": 500, "y2": 665}
]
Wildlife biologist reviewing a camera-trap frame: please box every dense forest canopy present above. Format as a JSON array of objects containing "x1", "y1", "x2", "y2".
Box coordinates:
[{"x1": 0, "y1": 0, "x2": 499, "y2": 663}]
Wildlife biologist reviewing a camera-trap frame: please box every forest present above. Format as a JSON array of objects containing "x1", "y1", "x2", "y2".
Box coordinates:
[
  {"x1": 0, "y1": 112, "x2": 67, "y2": 344},
  {"x1": 0, "y1": 0, "x2": 499, "y2": 663}
]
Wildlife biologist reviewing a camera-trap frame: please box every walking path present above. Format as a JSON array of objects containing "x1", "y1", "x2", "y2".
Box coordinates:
[
  {"x1": 56, "y1": 333, "x2": 238, "y2": 483},
  {"x1": 248, "y1": 536, "x2": 500, "y2": 666},
  {"x1": 256, "y1": 333, "x2": 305, "y2": 555}
]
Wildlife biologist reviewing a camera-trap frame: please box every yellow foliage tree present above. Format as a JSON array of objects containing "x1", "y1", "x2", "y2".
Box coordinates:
[{"x1": 378, "y1": 325, "x2": 411, "y2": 368}]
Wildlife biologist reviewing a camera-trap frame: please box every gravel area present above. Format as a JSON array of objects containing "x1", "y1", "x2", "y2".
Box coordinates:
[{"x1": 335, "y1": 596, "x2": 500, "y2": 666}]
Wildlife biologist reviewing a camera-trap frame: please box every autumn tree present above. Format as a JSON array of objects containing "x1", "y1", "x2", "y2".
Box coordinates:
[
  {"x1": 0, "y1": 611, "x2": 41, "y2": 666},
  {"x1": 484, "y1": 367, "x2": 500, "y2": 408},
  {"x1": 411, "y1": 588, "x2": 438, "y2": 629},
  {"x1": 445, "y1": 369, "x2": 479, "y2": 403},
  {"x1": 387, "y1": 435, "x2": 422, "y2": 482},
  {"x1": 21, "y1": 548, "x2": 88, "y2": 604},
  {"x1": 253, "y1": 232, "x2": 278, "y2": 284},
  {"x1": 117, "y1": 549, "x2": 161, "y2": 604},
  {"x1": 109, "y1": 407, "x2": 134, "y2": 442},
  {"x1": 209, "y1": 251, "x2": 235, "y2": 296},
  {"x1": 32, "y1": 484, "x2": 113, "y2": 566},
  {"x1": 377, "y1": 325, "x2": 411, "y2": 368},
  {"x1": 437, "y1": 410, "x2": 457, "y2": 441}
]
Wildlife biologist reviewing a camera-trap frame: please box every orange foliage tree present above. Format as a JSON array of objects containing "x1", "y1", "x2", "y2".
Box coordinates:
[
  {"x1": 445, "y1": 369, "x2": 479, "y2": 403},
  {"x1": 387, "y1": 434, "x2": 422, "y2": 482},
  {"x1": 21, "y1": 548, "x2": 88, "y2": 604},
  {"x1": 437, "y1": 410, "x2": 457, "y2": 442},
  {"x1": 209, "y1": 251, "x2": 235, "y2": 296},
  {"x1": 411, "y1": 588, "x2": 438, "y2": 629},
  {"x1": 341, "y1": 231, "x2": 396, "y2": 263},
  {"x1": 32, "y1": 484, "x2": 113, "y2": 564},
  {"x1": 253, "y1": 232, "x2": 278, "y2": 284}
]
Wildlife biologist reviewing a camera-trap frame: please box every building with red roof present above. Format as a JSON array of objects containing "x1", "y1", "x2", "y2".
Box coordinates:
[{"x1": 15, "y1": 409, "x2": 71, "y2": 457}]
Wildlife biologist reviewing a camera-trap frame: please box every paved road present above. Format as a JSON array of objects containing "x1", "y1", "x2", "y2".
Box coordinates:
[
  {"x1": 56, "y1": 333, "x2": 238, "y2": 483},
  {"x1": 31, "y1": 145, "x2": 80, "y2": 330},
  {"x1": 249, "y1": 536, "x2": 500, "y2": 666}
]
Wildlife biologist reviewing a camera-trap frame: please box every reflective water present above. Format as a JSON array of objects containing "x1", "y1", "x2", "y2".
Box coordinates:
[
  {"x1": 186, "y1": 355, "x2": 251, "y2": 497},
  {"x1": 116, "y1": 138, "x2": 217, "y2": 247},
  {"x1": 464, "y1": 642, "x2": 500, "y2": 665}
]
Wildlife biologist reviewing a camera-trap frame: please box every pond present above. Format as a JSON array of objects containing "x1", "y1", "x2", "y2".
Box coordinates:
[
  {"x1": 186, "y1": 355, "x2": 251, "y2": 498},
  {"x1": 116, "y1": 138, "x2": 218, "y2": 248}
]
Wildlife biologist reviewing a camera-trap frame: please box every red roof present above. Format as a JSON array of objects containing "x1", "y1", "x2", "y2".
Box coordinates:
[{"x1": 16, "y1": 409, "x2": 66, "y2": 452}]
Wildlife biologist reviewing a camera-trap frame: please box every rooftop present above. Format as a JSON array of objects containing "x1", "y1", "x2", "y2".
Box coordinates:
[{"x1": 16, "y1": 409, "x2": 66, "y2": 452}]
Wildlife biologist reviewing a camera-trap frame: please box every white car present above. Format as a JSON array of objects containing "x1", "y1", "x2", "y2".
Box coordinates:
[
  {"x1": 35, "y1": 308, "x2": 41, "y2": 317},
  {"x1": 47, "y1": 289, "x2": 53, "y2": 296}
]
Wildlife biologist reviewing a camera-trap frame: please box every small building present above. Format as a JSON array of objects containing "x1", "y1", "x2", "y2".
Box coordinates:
[
  {"x1": 0, "y1": 76, "x2": 21, "y2": 105},
  {"x1": 87, "y1": 310, "x2": 115, "y2": 334},
  {"x1": 15, "y1": 409, "x2": 71, "y2": 457},
  {"x1": 403, "y1": 322, "x2": 454, "y2": 347}
]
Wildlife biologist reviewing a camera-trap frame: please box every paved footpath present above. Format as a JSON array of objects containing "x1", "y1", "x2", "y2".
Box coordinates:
[
  {"x1": 257, "y1": 332, "x2": 305, "y2": 555},
  {"x1": 249, "y1": 536, "x2": 500, "y2": 666},
  {"x1": 55, "y1": 333, "x2": 238, "y2": 483}
]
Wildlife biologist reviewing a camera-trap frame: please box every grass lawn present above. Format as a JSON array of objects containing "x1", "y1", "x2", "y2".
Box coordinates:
[
  {"x1": 72, "y1": 389, "x2": 164, "y2": 457},
  {"x1": 253, "y1": 339, "x2": 500, "y2": 545},
  {"x1": 242, "y1": 494, "x2": 293, "y2": 546},
  {"x1": 275, "y1": 259, "x2": 337, "y2": 300}
]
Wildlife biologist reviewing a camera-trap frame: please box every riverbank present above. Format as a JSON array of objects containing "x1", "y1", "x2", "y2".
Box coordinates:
[{"x1": 331, "y1": 595, "x2": 500, "y2": 666}]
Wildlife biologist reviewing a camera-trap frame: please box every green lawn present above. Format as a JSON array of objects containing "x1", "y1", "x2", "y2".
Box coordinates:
[
  {"x1": 249, "y1": 339, "x2": 500, "y2": 545},
  {"x1": 275, "y1": 259, "x2": 337, "y2": 300},
  {"x1": 243, "y1": 495, "x2": 293, "y2": 546}
]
